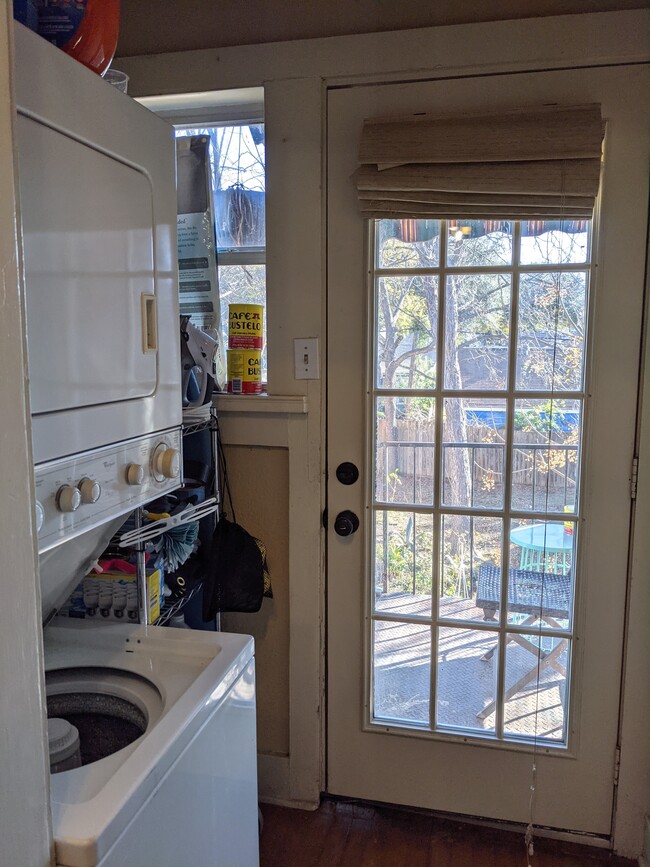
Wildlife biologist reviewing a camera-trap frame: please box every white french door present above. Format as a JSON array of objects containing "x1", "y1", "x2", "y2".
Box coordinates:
[{"x1": 326, "y1": 64, "x2": 649, "y2": 835}]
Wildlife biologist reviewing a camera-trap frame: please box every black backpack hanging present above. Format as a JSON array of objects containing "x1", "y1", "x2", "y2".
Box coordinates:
[{"x1": 202, "y1": 420, "x2": 270, "y2": 619}]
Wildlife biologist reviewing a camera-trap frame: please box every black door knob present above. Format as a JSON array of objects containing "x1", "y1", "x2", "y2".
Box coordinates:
[
  {"x1": 336, "y1": 461, "x2": 359, "y2": 485},
  {"x1": 334, "y1": 510, "x2": 360, "y2": 536}
]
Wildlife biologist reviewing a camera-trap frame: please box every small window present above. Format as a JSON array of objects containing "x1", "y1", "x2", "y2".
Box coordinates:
[{"x1": 175, "y1": 124, "x2": 267, "y2": 382}]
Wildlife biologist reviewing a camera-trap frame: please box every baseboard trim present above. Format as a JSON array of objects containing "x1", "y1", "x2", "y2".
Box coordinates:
[
  {"x1": 257, "y1": 753, "x2": 290, "y2": 803},
  {"x1": 325, "y1": 794, "x2": 612, "y2": 851},
  {"x1": 259, "y1": 795, "x2": 320, "y2": 810},
  {"x1": 257, "y1": 753, "x2": 320, "y2": 810}
]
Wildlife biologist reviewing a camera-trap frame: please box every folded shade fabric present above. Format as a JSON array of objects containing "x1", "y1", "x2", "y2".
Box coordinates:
[{"x1": 356, "y1": 104, "x2": 603, "y2": 220}]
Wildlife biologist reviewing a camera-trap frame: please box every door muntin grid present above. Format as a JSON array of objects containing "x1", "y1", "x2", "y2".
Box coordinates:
[{"x1": 369, "y1": 219, "x2": 589, "y2": 746}]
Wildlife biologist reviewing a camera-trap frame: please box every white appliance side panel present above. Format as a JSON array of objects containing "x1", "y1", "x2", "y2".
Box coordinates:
[
  {"x1": 18, "y1": 115, "x2": 157, "y2": 414},
  {"x1": 93, "y1": 660, "x2": 259, "y2": 867}
]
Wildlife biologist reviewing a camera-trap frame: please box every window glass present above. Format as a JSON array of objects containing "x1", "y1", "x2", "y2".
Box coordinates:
[
  {"x1": 519, "y1": 220, "x2": 589, "y2": 266},
  {"x1": 446, "y1": 220, "x2": 513, "y2": 267},
  {"x1": 369, "y1": 218, "x2": 591, "y2": 745},
  {"x1": 176, "y1": 124, "x2": 267, "y2": 380},
  {"x1": 376, "y1": 219, "x2": 440, "y2": 269},
  {"x1": 516, "y1": 271, "x2": 587, "y2": 392},
  {"x1": 376, "y1": 275, "x2": 438, "y2": 390},
  {"x1": 176, "y1": 125, "x2": 265, "y2": 250}
]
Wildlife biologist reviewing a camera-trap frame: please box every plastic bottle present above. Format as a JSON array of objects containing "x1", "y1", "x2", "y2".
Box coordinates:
[
  {"x1": 35, "y1": 0, "x2": 120, "y2": 77},
  {"x1": 13, "y1": 0, "x2": 38, "y2": 32}
]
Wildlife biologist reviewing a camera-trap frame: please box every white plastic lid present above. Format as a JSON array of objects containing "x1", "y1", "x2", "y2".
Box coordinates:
[{"x1": 47, "y1": 717, "x2": 81, "y2": 764}]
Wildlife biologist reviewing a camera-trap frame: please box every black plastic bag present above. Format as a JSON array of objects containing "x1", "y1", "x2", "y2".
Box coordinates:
[
  {"x1": 201, "y1": 418, "x2": 272, "y2": 619},
  {"x1": 202, "y1": 516, "x2": 265, "y2": 618}
]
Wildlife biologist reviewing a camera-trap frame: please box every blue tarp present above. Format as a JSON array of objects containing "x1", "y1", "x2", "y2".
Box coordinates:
[{"x1": 466, "y1": 409, "x2": 578, "y2": 431}]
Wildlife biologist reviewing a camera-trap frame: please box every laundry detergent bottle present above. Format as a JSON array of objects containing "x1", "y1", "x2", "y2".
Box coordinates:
[{"x1": 36, "y1": 0, "x2": 120, "y2": 76}]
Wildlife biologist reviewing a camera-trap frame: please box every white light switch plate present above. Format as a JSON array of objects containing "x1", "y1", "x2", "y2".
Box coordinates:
[{"x1": 294, "y1": 338, "x2": 320, "y2": 379}]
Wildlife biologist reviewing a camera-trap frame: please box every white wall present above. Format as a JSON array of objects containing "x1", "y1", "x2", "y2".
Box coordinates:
[{"x1": 0, "y1": 4, "x2": 53, "y2": 865}]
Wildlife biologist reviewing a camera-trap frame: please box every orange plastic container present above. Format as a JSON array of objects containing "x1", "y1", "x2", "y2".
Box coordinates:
[{"x1": 37, "y1": 0, "x2": 120, "y2": 76}]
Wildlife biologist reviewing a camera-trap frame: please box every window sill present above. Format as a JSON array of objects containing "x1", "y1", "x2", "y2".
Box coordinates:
[{"x1": 213, "y1": 393, "x2": 309, "y2": 415}]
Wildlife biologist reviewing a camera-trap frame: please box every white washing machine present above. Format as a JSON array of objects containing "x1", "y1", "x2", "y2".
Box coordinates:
[
  {"x1": 33, "y1": 438, "x2": 259, "y2": 866},
  {"x1": 44, "y1": 621, "x2": 259, "y2": 867}
]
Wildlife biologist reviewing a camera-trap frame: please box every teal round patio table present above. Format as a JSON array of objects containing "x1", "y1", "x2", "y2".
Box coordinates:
[{"x1": 509, "y1": 522, "x2": 573, "y2": 575}]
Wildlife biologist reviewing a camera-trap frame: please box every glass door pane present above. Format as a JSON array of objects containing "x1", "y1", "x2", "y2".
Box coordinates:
[{"x1": 370, "y1": 218, "x2": 590, "y2": 745}]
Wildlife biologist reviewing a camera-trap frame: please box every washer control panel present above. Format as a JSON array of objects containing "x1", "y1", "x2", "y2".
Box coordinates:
[{"x1": 35, "y1": 428, "x2": 182, "y2": 553}]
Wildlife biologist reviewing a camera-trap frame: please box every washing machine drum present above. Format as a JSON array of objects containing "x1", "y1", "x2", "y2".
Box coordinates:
[{"x1": 45, "y1": 667, "x2": 163, "y2": 771}]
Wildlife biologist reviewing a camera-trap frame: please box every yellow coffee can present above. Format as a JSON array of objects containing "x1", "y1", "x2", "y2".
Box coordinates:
[
  {"x1": 228, "y1": 304, "x2": 263, "y2": 350},
  {"x1": 227, "y1": 349, "x2": 262, "y2": 394}
]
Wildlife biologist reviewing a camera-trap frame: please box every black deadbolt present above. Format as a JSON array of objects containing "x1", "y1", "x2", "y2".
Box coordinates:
[
  {"x1": 334, "y1": 510, "x2": 360, "y2": 537},
  {"x1": 336, "y1": 461, "x2": 359, "y2": 486}
]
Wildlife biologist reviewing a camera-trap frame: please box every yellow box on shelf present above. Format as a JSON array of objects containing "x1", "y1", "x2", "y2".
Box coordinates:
[{"x1": 61, "y1": 569, "x2": 162, "y2": 623}]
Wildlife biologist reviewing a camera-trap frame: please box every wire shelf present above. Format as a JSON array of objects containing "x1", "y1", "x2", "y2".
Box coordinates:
[
  {"x1": 182, "y1": 407, "x2": 218, "y2": 438},
  {"x1": 154, "y1": 583, "x2": 202, "y2": 626}
]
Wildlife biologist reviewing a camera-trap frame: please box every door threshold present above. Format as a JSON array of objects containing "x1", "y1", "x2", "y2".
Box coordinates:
[{"x1": 323, "y1": 794, "x2": 614, "y2": 854}]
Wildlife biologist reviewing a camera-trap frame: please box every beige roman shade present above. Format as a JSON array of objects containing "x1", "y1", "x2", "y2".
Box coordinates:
[{"x1": 356, "y1": 104, "x2": 603, "y2": 220}]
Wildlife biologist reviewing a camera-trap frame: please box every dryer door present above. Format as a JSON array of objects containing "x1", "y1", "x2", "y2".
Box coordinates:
[{"x1": 17, "y1": 114, "x2": 158, "y2": 415}]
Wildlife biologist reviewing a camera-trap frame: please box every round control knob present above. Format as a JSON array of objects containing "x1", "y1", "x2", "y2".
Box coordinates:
[
  {"x1": 78, "y1": 477, "x2": 101, "y2": 504},
  {"x1": 154, "y1": 447, "x2": 180, "y2": 480},
  {"x1": 56, "y1": 484, "x2": 81, "y2": 514},
  {"x1": 334, "y1": 510, "x2": 360, "y2": 537},
  {"x1": 35, "y1": 501, "x2": 44, "y2": 532},
  {"x1": 126, "y1": 463, "x2": 145, "y2": 486}
]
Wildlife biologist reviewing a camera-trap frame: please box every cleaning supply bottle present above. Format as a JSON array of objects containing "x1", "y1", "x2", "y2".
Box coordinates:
[
  {"x1": 13, "y1": 0, "x2": 38, "y2": 32},
  {"x1": 35, "y1": 0, "x2": 120, "y2": 76}
]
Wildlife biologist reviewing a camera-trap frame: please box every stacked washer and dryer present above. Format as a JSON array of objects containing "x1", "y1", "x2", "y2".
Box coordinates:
[{"x1": 15, "y1": 23, "x2": 259, "y2": 867}]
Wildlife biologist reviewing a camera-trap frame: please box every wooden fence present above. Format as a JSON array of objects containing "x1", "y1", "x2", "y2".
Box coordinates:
[{"x1": 376, "y1": 419, "x2": 577, "y2": 499}]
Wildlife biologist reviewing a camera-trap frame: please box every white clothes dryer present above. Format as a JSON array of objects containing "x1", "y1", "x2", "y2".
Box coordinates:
[{"x1": 44, "y1": 621, "x2": 259, "y2": 867}]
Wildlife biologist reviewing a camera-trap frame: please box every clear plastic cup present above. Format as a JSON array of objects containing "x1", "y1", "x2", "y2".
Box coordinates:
[{"x1": 104, "y1": 69, "x2": 129, "y2": 93}]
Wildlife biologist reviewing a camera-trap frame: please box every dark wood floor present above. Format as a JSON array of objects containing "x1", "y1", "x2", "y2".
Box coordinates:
[{"x1": 259, "y1": 799, "x2": 634, "y2": 867}]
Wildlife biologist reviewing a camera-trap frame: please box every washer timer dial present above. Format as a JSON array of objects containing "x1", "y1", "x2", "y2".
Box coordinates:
[{"x1": 152, "y1": 444, "x2": 180, "y2": 480}]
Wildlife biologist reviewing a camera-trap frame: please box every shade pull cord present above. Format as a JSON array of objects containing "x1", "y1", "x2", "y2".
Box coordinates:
[
  {"x1": 524, "y1": 193, "x2": 567, "y2": 865},
  {"x1": 525, "y1": 761, "x2": 537, "y2": 863}
]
